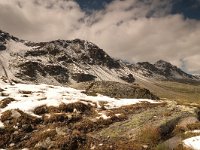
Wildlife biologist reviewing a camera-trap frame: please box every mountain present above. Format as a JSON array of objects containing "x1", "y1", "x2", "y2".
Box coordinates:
[
  {"x1": 194, "y1": 74, "x2": 200, "y2": 79},
  {"x1": 134, "y1": 60, "x2": 197, "y2": 81},
  {"x1": 0, "y1": 30, "x2": 199, "y2": 86},
  {"x1": 1, "y1": 30, "x2": 200, "y2": 150}
]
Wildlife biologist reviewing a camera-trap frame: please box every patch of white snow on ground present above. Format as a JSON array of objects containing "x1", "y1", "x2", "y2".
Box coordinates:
[
  {"x1": 97, "y1": 112, "x2": 111, "y2": 120},
  {"x1": 115, "y1": 114, "x2": 121, "y2": 117},
  {"x1": 185, "y1": 130, "x2": 200, "y2": 134},
  {"x1": 0, "y1": 81, "x2": 161, "y2": 126},
  {"x1": 0, "y1": 121, "x2": 4, "y2": 128},
  {"x1": 183, "y1": 136, "x2": 200, "y2": 150}
]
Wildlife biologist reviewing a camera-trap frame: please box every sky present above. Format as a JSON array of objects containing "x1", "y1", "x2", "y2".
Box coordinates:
[{"x1": 0, "y1": 0, "x2": 200, "y2": 74}]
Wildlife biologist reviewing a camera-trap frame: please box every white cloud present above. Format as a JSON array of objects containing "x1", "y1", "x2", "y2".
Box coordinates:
[
  {"x1": 0, "y1": 0, "x2": 200, "y2": 74},
  {"x1": 183, "y1": 55, "x2": 200, "y2": 74}
]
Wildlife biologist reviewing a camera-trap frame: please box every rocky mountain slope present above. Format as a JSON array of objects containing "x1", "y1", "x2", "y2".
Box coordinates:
[
  {"x1": 0, "y1": 30, "x2": 199, "y2": 86},
  {"x1": 135, "y1": 60, "x2": 197, "y2": 81},
  {"x1": 1, "y1": 30, "x2": 200, "y2": 150}
]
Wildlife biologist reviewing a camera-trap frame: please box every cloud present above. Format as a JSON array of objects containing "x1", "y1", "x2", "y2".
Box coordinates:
[
  {"x1": 0, "y1": 0, "x2": 200, "y2": 74},
  {"x1": 0, "y1": 0, "x2": 85, "y2": 40}
]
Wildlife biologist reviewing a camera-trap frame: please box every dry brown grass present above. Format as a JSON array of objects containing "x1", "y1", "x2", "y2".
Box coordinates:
[
  {"x1": 0, "y1": 97, "x2": 15, "y2": 108},
  {"x1": 173, "y1": 123, "x2": 188, "y2": 135},
  {"x1": 137, "y1": 125, "x2": 161, "y2": 146},
  {"x1": 43, "y1": 113, "x2": 70, "y2": 124},
  {"x1": 0, "y1": 99, "x2": 167, "y2": 149},
  {"x1": 187, "y1": 122, "x2": 200, "y2": 130}
]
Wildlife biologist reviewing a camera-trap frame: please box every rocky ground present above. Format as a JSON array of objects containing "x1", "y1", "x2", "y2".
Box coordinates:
[
  {"x1": 0, "y1": 80, "x2": 200, "y2": 150},
  {"x1": 0, "y1": 101, "x2": 164, "y2": 150}
]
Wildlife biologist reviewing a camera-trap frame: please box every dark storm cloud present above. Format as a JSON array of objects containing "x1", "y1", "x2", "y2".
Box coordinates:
[{"x1": 0, "y1": 0, "x2": 200, "y2": 74}]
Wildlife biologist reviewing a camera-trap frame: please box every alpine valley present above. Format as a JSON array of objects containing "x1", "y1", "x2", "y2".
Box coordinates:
[{"x1": 1, "y1": 30, "x2": 200, "y2": 150}]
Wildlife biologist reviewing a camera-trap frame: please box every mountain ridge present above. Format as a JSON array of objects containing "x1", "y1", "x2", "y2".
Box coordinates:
[
  {"x1": 0, "y1": 30, "x2": 199, "y2": 85},
  {"x1": 1, "y1": 30, "x2": 200, "y2": 150}
]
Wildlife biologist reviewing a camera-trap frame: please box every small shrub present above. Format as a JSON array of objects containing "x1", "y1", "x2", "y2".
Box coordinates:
[
  {"x1": 137, "y1": 125, "x2": 161, "y2": 146},
  {"x1": 187, "y1": 122, "x2": 200, "y2": 130},
  {"x1": 173, "y1": 125, "x2": 187, "y2": 135},
  {"x1": 0, "y1": 98, "x2": 15, "y2": 108}
]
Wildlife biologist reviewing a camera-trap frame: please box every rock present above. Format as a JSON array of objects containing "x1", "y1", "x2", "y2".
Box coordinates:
[
  {"x1": 19, "y1": 90, "x2": 32, "y2": 94},
  {"x1": 56, "y1": 127, "x2": 69, "y2": 136},
  {"x1": 35, "y1": 137, "x2": 54, "y2": 149},
  {"x1": 22, "y1": 124, "x2": 33, "y2": 132},
  {"x1": 176, "y1": 117, "x2": 198, "y2": 129},
  {"x1": 79, "y1": 81, "x2": 159, "y2": 100},
  {"x1": 1, "y1": 92, "x2": 9, "y2": 96},
  {"x1": 0, "y1": 30, "x2": 19, "y2": 42},
  {"x1": 159, "y1": 117, "x2": 182, "y2": 137},
  {"x1": 159, "y1": 136, "x2": 182, "y2": 150},
  {"x1": 0, "y1": 88, "x2": 4, "y2": 92},
  {"x1": 0, "y1": 44, "x2": 6, "y2": 51},
  {"x1": 71, "y1": 73, "x2": 96, "y2": 83},
  {"x1": 120, "y1": 74, "x2": 135, "y2": 83},
  {"x1": 11, "y1": 110, "x2": 22, "y2": 118},
  {"x1": 17, "y1": 61, "x2": 69, "y2": 83},
  {"x1": 17, "y1": 61, "x2": 45, "y2": 79},
  {"x1": 34, "y1": 105, "x2": 48, "y2": 115},
  {"x1": 196, "y1": 108, "x2": 200, "y2": 121},
  {"x1": 25, "y1": 49, "x2": 48, "y2": 57}
]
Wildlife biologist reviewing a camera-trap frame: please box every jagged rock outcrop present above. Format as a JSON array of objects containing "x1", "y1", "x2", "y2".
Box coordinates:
[
  {"x1": 135, "y1": 62, "x2": 163, "y2": 77},
  {"x1": 24, "y1": 39, "x2": 120, "y2": 68},
  {"x1": 0, "y1": 44, "x2": 6, "y2": 51},
  {"x1": 16, "y1": 61, "x2": 69, "y2": 83},
  {"x1": 120, "y1": 74, "x2": 135, "y2": 83},
  {"x1": 5, "y1": 37, "x2": 123, "y2": 84},
  {"x1": 0, "y1": 30, "x2": 20, "y2": 43},
  {"x1": 74, "y1": 81, "x2": 159, "y2": 100},
  {"x1": 71, "y1": 73, "x2": 96, "y2": 83}
]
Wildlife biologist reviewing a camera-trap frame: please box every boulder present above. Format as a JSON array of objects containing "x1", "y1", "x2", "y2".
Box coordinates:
[
  {"x1": 0, "y1": 44, "x2": 6, "y2": 51},
  {"x1": 120, "y1": 74, "x2": 135, "y2": 83},
  {"x1": 71, "y1": 73, "x2": 96, "y2": 83}
]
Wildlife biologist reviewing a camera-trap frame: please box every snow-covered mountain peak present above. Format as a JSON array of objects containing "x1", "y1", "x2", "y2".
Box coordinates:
[
  {"x1": 134, "y1": 60, "x2": 198, "y2": 80},
  {"x1": 0, "y1": 30, "x2": 20, "y2": 43},
  {"x1": 154, "y1": 60, "x2": 172, "y2": 67},
  {"x1": 0, "y1": 30, "x2": 199, "y2": 85}
]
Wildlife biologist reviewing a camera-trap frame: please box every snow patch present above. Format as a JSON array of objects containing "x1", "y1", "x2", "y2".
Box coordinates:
[
  {"x1": 115, "y1": 114, "x2": 121, "y2": 117},
  {"x1": 97, "y1": 112, "x2": 111, "y2": 120},
  {"x1": 0, "y1": 121, "x2": 4, "y2": 128},
  {"x1": 185, "y1": 130, "x2": 200, "y2": 134},
  {"x1": 0, "y1": 81, "x2": 161, "y2": 122},
  {"x1": 183, "y1": 136, "x2": 200, "y2": 150}
]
